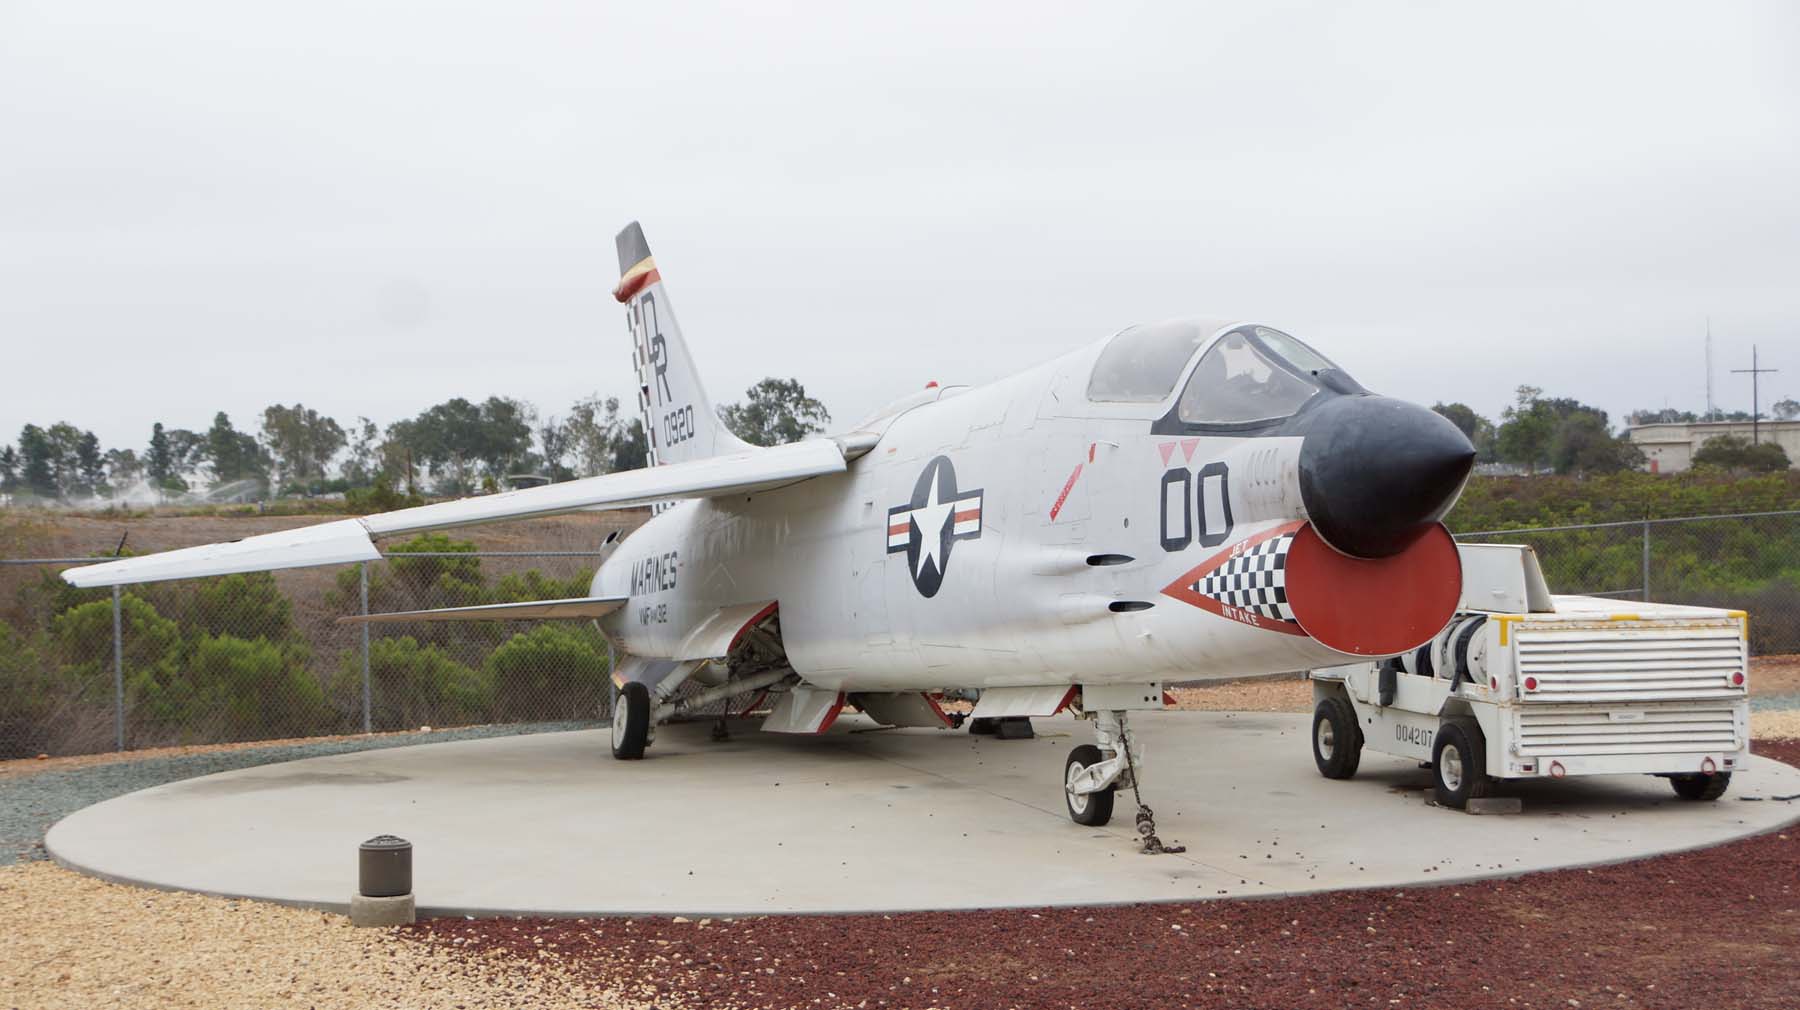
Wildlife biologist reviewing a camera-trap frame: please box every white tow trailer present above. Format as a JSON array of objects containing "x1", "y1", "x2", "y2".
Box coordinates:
[{"x1": 1308, "y1": 544, "x2": 1750, "y2": 807}]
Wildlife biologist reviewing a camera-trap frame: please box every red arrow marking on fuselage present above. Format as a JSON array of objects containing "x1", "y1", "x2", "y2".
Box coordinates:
[{"x1": 1049, "y1": 463, "x2": 1084, "y2": 521}]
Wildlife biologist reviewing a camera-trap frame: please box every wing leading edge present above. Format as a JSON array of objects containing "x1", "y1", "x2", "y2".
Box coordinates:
[{"x1": 63, "y1": 438, "x2": 848, "y2": 588}]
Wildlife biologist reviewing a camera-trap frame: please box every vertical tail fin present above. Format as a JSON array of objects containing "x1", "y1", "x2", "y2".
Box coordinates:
[{"x1": 614, "y1": 221, "x2": 752, "y2": 467}]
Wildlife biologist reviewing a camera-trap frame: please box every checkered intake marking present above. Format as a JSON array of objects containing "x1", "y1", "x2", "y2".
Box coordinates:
[{"x1": 1185, "y1": 532, "x2": 1298, "y2": 623}]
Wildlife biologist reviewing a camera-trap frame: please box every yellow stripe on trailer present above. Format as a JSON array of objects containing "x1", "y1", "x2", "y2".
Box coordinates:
[{"x1": 1729, "y1": 609, "x2": 1749, "y2": 640}]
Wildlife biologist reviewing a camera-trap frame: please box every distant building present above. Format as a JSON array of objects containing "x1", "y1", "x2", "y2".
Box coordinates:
[{"x1": 1628, "y1": 420, "x2": 1800, "y2": 473}]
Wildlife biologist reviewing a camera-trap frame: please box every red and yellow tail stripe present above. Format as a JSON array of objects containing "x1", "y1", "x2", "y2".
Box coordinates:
[{"x1": 613, "y1": 256, "x2": 660, "y2": 303}]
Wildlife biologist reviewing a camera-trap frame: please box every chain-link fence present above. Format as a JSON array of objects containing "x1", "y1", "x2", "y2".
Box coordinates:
[
  {"x1": 0, "y1": 548, "x2": 618, "y2": 759},
  {"x1": 3, "y1": 510, "x2": 1797, "y2": 759},
  {"x1": 1453, "y1": 510, "x2": 1800, "y2": 655}
]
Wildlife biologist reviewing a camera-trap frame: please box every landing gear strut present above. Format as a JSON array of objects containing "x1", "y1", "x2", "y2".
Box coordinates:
[{"x1": 1061, "y1": 709, "x2": 1185, "y2": 854}]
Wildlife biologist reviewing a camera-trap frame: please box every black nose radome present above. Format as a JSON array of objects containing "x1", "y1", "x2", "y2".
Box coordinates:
[{"x1": 1297, "y1": 396, "x2": 1476, "y2": 559}]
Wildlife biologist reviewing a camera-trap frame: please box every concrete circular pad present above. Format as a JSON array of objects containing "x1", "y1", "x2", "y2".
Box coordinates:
[{"x1": 47, "y1": 712, "x2": 1800, "y2": 916}]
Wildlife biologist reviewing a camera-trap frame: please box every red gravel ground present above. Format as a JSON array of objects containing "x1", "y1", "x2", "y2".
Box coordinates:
[{"x1": 408, "y1": 742, "x2": 1800, "y2": 1010}]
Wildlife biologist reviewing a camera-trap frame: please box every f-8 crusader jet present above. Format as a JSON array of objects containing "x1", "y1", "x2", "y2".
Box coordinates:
[{"x1": 67, "y1": 223, "x2": 1475, "y2": 844}]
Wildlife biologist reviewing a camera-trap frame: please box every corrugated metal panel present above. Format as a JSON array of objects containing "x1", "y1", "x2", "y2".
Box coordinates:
[
  {"x1": 1515, "y1": 705, "x2": 1741, "y2": 756},
  {"x1": 1515, "y1": 625, "x2": 1745, "y2": 704}
]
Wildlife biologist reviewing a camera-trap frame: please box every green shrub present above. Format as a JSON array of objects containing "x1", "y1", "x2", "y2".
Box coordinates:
[
  {"x1": 154, "y1": 571, "x2": 293, "y2": 640},
  {"x1": 164, "y1": 634, "x2": 326, "y2": 742},
  {"x1": 386, "y1": 532, "x2": 482, "y2": 602},
  {"x1": 483, "y1": 624, "x2": 611, "y2": 722},
  {"x1": 0, "y1": 624, "x2": 62, "y2": 758},
  {"x1": 336, "y1": 636, "x2": 492, "y2": 731},
  {"x1": 490, "y1": 568, "x2": 595, "y2": 604},
  {"x1": 52, "y1": 593, "x2": 181, "y2": 683},
  {"x1": 346, "y1": 483, "x2": 425, "y2": 513},
  {"x1": 1450, "y1": 470, "x2": 1800, "y2": 532}
]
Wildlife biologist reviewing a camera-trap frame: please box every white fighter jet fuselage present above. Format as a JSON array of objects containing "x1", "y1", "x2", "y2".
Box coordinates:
[{"x1": 598, "y1": 330, "x2": 1467, "y2": 695}]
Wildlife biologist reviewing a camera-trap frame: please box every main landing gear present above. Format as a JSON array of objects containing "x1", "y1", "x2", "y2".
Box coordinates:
[
  {"x1": 1062, "y1": 709, "x2": 1185, "y2": 854},
  {"x1": 611, "y1": 682, "x2": 652, "y2": 759}
]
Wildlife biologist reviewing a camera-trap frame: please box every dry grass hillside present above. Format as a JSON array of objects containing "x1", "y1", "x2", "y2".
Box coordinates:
[{"x1": 0, "y1": 507, "x2": 649, "y2": 630}]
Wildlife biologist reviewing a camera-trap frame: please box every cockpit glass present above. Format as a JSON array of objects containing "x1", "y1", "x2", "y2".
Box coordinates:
[
  {"x1": 1177, "y1": 328, "x2": 1322, "y2": 425},
  {"x1": 1086, "y1": 320, "x2": 1212, "y2": 403},
  {"x1": 1251, "y1": 327, "x2": 1338, "y2": 376}
]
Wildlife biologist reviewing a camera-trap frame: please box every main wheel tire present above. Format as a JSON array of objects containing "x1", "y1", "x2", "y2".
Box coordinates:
[
  {"x1": 1670, "y1": 771, "x2": 1731, "y2": 801},
  {"x1": 1064, "y1": 744, "x2": 1116, "y2": 827},
  {"x1": 1431, "y1": 720, "x2": 1489, "y2": 809},
  {"x1": 611, "y1": 682, "x2": 651, "y2": 760},
  {"x1": 1312, "y1": 696, "x2": 1363, "y2": 780}
]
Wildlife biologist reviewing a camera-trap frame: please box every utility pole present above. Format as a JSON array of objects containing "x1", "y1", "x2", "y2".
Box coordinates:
[
  {"x1": 1704, "y1": 317, "x2": 1714, "y2": 420},
  {"x1": 1731, "y1": 345, "x2": 1779, "y2": 445}
]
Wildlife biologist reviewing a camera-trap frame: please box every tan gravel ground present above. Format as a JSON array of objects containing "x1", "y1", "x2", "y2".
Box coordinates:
[
  {"x1": 1755, "y1": 709, "x2": 1800, "y2": 739},
  {"x1": 1165, "y1": 675, "x2": 1312, "y2": 711},
  {"x1": 1753, "y1": 653, "x2": 1800, "y2": 694},
  {"x1": 0, "y1": 861, "x2": 662, "y2": 1010}
]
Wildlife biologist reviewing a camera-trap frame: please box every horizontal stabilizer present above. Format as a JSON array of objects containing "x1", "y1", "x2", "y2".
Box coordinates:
[
  {"x1": 337, "y1": 596, "x2": 627, "y2": 625},
  {"x1": 63, "y1": 438, "x2": 847, "y2": 588}
]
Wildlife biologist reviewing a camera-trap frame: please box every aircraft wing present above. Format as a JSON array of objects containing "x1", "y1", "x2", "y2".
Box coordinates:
[
  {"x1": 337, "y1": 595, "x2": 628, "y2": 624},
  {"x1": 62, "y1": 438, "x2": 848, "y2": 588}
]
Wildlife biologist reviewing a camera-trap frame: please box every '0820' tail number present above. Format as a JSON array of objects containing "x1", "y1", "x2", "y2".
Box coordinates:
[{"x1": 663, "y1": 405, "x2": 696, "y2": 447}]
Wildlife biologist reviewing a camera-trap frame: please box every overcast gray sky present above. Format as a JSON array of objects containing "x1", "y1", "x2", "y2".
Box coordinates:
[{"x1": 2, "y1": 1, "x2": 1796, "y2": 454}]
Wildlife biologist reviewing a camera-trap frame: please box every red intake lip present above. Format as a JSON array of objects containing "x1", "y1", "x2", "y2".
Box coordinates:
[{"x1": 1161, "y1": 521, "x2": 1462, "y2": 657}]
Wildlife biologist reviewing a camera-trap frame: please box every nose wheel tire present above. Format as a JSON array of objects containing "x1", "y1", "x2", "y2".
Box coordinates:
[
  {"x1": 1670, "y1": 771, "x2": 1731, "y2": 801},
  {"x1": 1311, "y1": 696, "x2": 1363, "y2": 780},
  {"x1": 1431, "y1": 720, "x2": 1488, "y2": 809},
  {"x1": 611, "y1": 682, "x2": 651, "y2": 760},
  {"x1": 1064, "y1": 744, "x2": 1116, "y2": 827}
]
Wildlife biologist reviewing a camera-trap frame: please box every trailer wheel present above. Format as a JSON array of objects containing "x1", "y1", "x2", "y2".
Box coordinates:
[
  {"x1": 1064, "y1": 744, "x2": 1116, "y2": 827},
  {"x1": 1431, "y1": 720, "x2": 1489, "y2": 809},
  {"x1": 1669, "y1": 771, "x2": 1731, "y2": 801},
  {"x1": 1312, "y1": 696, "x2": 1363, "y2": 780},
  {"x1": 611, "y1": 682, "x2": 651, "y2": 760}
]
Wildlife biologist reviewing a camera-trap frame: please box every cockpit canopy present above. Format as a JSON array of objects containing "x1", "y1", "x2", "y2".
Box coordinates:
[{"x1": 1087, "y1": 320, "x2": 1354, "y2": 428}]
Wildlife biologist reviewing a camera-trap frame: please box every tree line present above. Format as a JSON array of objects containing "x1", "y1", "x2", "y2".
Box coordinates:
[
  {"x1": 1433, "y1": 387, "x2": 1793, "y2": 476},
  {"x1": 0, "y1": 378, "x2": 831, "y2": 505}
]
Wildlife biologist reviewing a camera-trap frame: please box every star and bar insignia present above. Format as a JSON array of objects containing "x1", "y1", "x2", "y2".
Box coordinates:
[{"x1": 887, "y1": 455, "x2": 983, "y2": 598}]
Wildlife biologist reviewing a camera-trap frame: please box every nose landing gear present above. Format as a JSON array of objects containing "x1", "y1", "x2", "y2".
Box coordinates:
[{"x1": 1061, "y1": 709, "x2": 1186, "y2": 854}]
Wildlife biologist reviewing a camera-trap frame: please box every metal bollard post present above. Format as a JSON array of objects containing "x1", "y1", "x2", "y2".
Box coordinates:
[
  {"x1": 351, "y1": 835, "x2": 415, "y2": 926},
  {"x1": 112, "y1": 585, "x2": 124, "y2": 752}
]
